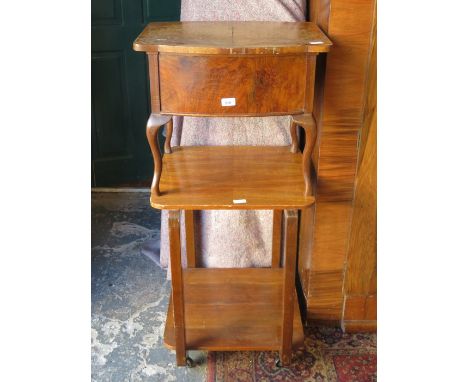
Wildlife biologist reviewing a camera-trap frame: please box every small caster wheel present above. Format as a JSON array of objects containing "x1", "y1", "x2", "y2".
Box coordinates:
[
  {"x1": 275, "y1": 359, "x2": 282, "y2": 368},
  {"x1": 186, "y1": 357, "x2": 195, "y2": 368}
]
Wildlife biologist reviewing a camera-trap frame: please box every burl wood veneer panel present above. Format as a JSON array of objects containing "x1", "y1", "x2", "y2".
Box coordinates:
[{"x1": 158, "y1": 54, "x2": 307, "y2": 116}]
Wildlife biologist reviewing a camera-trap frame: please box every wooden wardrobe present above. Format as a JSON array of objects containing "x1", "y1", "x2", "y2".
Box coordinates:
[{"x1": 298, "y1": 0, "x2": 377, "y2": 331}]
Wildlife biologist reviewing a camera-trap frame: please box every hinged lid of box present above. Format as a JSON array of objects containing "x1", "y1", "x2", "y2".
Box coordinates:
[{"x1": 133, "y1": 21, "x2": 332, "y2": 55}]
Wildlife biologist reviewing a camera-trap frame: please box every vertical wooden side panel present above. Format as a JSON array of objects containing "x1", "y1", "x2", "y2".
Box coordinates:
[
  {"x1": 304, "y1": 54, "x2": 317, "y2": 113},
  {"x1": 298, "y1": 204, "x2": 315, "y2": 299},
  {"x1": 147, "y1": 53, "x2": 160, "y2": 113},
  {"x1": 342, "y1": 5, "x2": 376, "y2": 332},
  {"x1": 185, "y1": 210, "x2": 196, "y2": 268},
  {"x1": 299, "y1": 0, "x2": 376, "y2": 322},
  {"x1": 301, "y1": 199, "x2": 353, "y2": 321},
  {"x1": 308, "y1": 269, "x2": 344, "y2": 320},
  {"x1": 280, "y1": 210, "x2": 299, "y2": 366},
  {"x1": 315, "y1": 0, "x2": 376, "y2": 201},
  {"x1": 168, "y1": 210, "x2": 186, "y2": 365},
  {"x1": 312, "y1": 202, "x2": 353, "y2": 271},
  {"x1": 310, "y1": 0, "x2": 331, "y2": 32},
  {"x1": 344, "y1": 109, "x2": 376, "y2": 294},
  {"x1": 271, "y1": 210, "x2": 283, "y2": 268}
]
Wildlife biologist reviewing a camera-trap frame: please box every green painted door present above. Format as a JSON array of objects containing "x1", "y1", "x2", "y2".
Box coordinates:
[{"x1": 91, "y1": 0, "x2": 180, "y2": 186}]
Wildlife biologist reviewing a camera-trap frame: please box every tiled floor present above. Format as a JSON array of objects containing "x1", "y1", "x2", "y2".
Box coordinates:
[{"x1": 91, "y1": 192, "x2": 206, "y2": 382}]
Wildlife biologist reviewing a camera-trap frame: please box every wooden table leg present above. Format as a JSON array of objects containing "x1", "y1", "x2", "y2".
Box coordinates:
[
  {"x1": 164, "y1": 117, "x2": 173, "y2": 154},
  {"x1": 185, "y1": 210, "x2": 196, "y2": 268},
  {"x1": 291, "y1": 114, "x2": 317, "y2": 197},
  {"x1": 146, "y1": 113, "x2": 172, "y2": 196},
  {"x1": 289, "y1": 118, "x2": 299, "y2": 153},
  {"x1": 271, "y1": 210, "x2": 283, "y2": 268},
  {"x1": 280, "y1": 209, "x2": 299, "y2": 366},
  {"x1": 168, "y1": 210, "x2": 187, "y2": 366}
]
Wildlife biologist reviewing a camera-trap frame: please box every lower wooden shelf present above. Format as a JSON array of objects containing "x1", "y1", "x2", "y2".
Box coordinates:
[{"x1": 164, "y1": 268, "x2": 304, "y2": 351}]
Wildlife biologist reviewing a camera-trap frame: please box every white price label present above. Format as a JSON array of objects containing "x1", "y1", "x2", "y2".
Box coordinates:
[
  {"x1": 233, "y1": 199, "x2": 247, "y2": 204},
  {"x1": 221, "y1": 98, "x2": 236, "y2": 107}
]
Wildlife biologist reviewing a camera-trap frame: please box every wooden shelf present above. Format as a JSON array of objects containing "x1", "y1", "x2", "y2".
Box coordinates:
[
  {"x1": 164, "y1": 268, "x2": 304, "y2": 351},
  {"x1": 151, "y1": 146, "x2": 315, "y2": 210}
]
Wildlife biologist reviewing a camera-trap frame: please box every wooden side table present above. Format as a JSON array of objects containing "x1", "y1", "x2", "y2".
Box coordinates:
[{"x1": 133, "y1": 21, "x2": 331, "y2": 367}]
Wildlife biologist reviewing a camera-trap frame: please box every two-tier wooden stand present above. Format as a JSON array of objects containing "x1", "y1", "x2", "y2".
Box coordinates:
[{"x1": 134, "y1": 21, "x2": 331, "y2": 367}]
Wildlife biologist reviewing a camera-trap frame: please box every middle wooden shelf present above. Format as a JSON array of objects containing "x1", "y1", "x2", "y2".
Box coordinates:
[{"x1": 151, "y1": 145, "x2": 315, "y2": 210}]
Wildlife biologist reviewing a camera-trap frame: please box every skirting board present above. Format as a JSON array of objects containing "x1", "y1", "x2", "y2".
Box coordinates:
[
  {"x1": 92, "y1": 188, "x2": 150, "y2": 193},
  {"x1": 342, "y1": 320, "x2": 377, "y2": 333}
]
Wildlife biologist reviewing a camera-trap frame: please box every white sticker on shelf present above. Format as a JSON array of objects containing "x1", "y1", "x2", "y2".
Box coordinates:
[
  {"x1": 233, "y1": 199, "x2": 247, "y2": 204},
  {"x1": 221, "y1": 97, "x2": 236, "y2": 107}
]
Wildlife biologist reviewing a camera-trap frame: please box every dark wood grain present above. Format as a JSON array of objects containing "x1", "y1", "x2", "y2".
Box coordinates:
[
  {"x1": 158, "y1": 54, "x2": 308, "y2": 116},
  {"x1": 253, "y1": 55, "x2": 307, "y2": 115},
  {"x1": 159, "y1": 54, "x2": 254, "y2": 115}
]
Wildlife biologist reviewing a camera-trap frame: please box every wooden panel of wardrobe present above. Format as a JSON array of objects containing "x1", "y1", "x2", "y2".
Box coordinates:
[
  {"x1": 298, "y1": 0, "x2": 376, "y2": 328},
  {"x1": 342, "y1": 13, "x2": 377, "y2": 332}
]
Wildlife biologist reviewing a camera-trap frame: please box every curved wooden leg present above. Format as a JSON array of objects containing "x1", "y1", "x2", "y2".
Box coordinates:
[
  {"x1": 146, "y1": 114, "x2": 172, "y2": 196},
  {"x1": 292, "y1": 114, "x2": 317, "y2": 197},
  {"x1": 289, "y1": 118, "x2": 299, "y2": 153},
  {"x1": 164, "y1": 118, "x2": 173, "y2": 154},
  {"x1": 301, "y1": 122, "x2": 317, "y2": 197}
]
